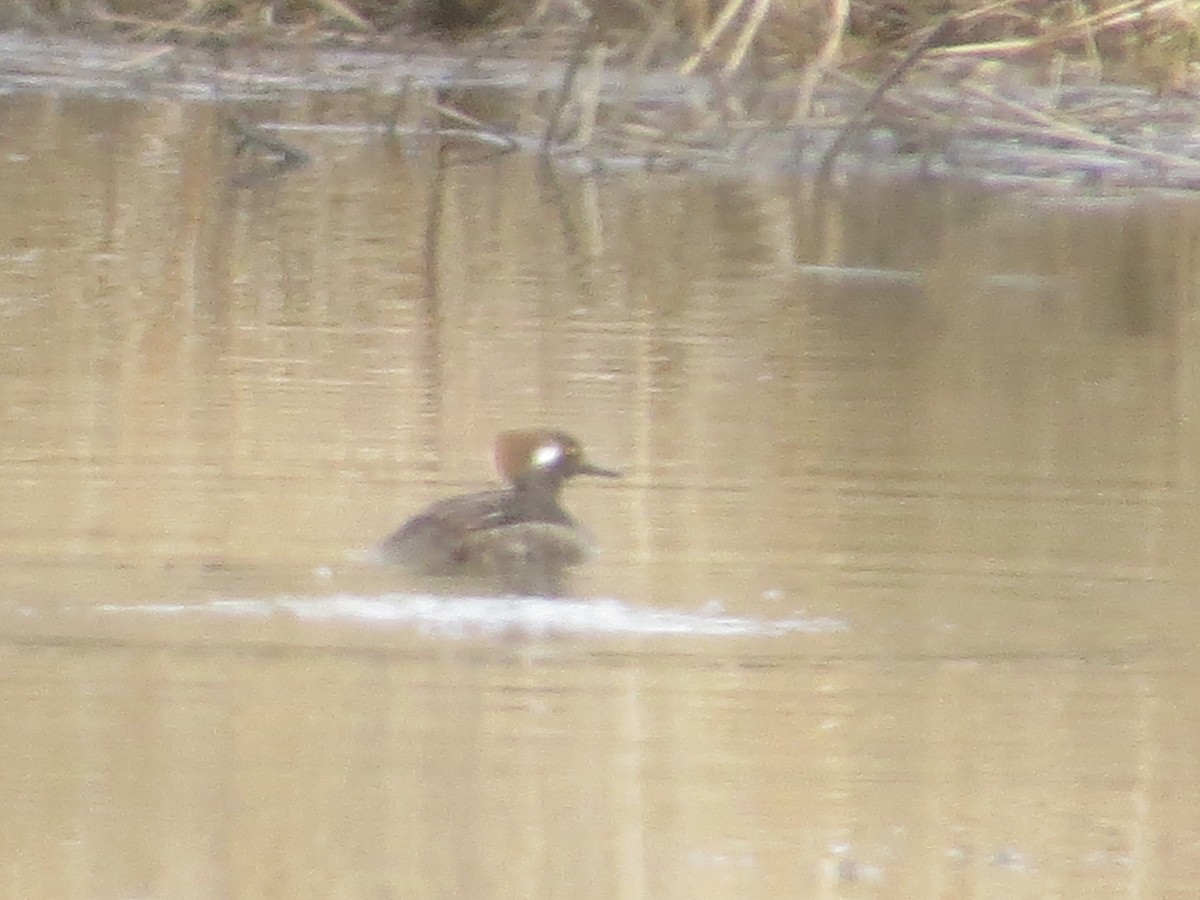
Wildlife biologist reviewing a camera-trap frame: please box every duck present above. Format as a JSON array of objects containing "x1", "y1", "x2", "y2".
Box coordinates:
[{"x1": 377, "y1": 429, "x2": 619, "y2": 594}]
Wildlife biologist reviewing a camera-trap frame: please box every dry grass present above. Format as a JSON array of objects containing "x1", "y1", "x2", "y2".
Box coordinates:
[
  {"x1": 8, "y1": 0, "x2": 1199, "y2": 90},
  {"x1": 10, "y1": 0, "x2": 1200, "y2": 186}
]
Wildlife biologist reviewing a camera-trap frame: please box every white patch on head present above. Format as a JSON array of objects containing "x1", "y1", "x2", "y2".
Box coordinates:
[{"x1": 533, "y1": 442, "x2": 564, "y2": 468}]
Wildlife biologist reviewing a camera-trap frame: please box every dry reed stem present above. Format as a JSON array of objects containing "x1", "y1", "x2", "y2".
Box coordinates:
[
  {"x1": 90, "y1": 10, "x2": 218, "y2": 39},
  {"x1": 793, "y1": 0, "x2": 849, "y2": 119},
  {"x1": 311, "y1": 0, "x2": 371, "y2": 30},
  {"x1": 959, "y1": 82, "x2": 1200, "y2": 174},
  {"x1": 609, "y1": 7, "x2": 677, "y2": 131},
  {"x1": 680, "y1": 0, "x2": 752, "y2": 75},
  {"x1": 543, "y1": 20, "x2": 600, "y2": 153},
  {"x1": 722, "y1": 0, "x2": 774, "y2": 75},
  {"x1": 948, "y1": 0, "x2": 1027, "y2": 25},
  {"x1": 568, "y1": 43, "x2": 608, "y2": 148},
  {"x1": 430, "y1": 102, "x2": 519, "y2": 151},
  {"x1": 927, "y1": 0, "x2": 1189, "y2": 59},
  {"x1": 819, "y1": 16, "x2": 959, "y2": 177},
  {"x1": 112, "y1": 45, "x2": 177, "y2": 70}
]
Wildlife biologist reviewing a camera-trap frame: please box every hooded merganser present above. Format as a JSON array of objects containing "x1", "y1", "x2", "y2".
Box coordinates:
[{"x1": 378, "y1": 429, "x2": 619, "y2": 594}]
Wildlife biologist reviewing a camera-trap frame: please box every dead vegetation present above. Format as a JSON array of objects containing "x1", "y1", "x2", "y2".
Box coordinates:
[
  {"x1": 7, "y1": 0, "x2": 1200, "y2": 186},
  {"x1": 11, "y1": 0, "x2": 1198, "y2": 86}
]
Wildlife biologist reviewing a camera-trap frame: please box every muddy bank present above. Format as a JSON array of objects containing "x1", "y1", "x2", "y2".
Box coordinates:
[{"x1": 4, "y1": 29, "x2": 1200, "y2": 189}]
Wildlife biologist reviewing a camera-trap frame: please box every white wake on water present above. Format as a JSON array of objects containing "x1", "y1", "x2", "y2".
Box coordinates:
[{"x1": 99, "y1": 594, "x2": 850, "y2": 639}]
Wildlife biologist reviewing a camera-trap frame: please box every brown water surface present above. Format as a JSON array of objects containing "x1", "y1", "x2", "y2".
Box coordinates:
[{"x1": 4, "y1": 91, "x2": 1200, "y2": 898}]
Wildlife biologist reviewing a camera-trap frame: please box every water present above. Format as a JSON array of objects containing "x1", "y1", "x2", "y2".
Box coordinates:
[{"x1": 3, "y1": 86, "x2": 1200, "y2": 897}]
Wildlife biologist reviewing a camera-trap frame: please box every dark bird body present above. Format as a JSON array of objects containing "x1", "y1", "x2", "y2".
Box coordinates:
[{"x1": 378, "y1": 429, "x2": 618, "y2": 594}]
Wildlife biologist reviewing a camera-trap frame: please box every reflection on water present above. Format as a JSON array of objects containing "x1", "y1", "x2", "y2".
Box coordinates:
[{"x1": 3, "y1": 90, "x2": 1200, "y2": 896}]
